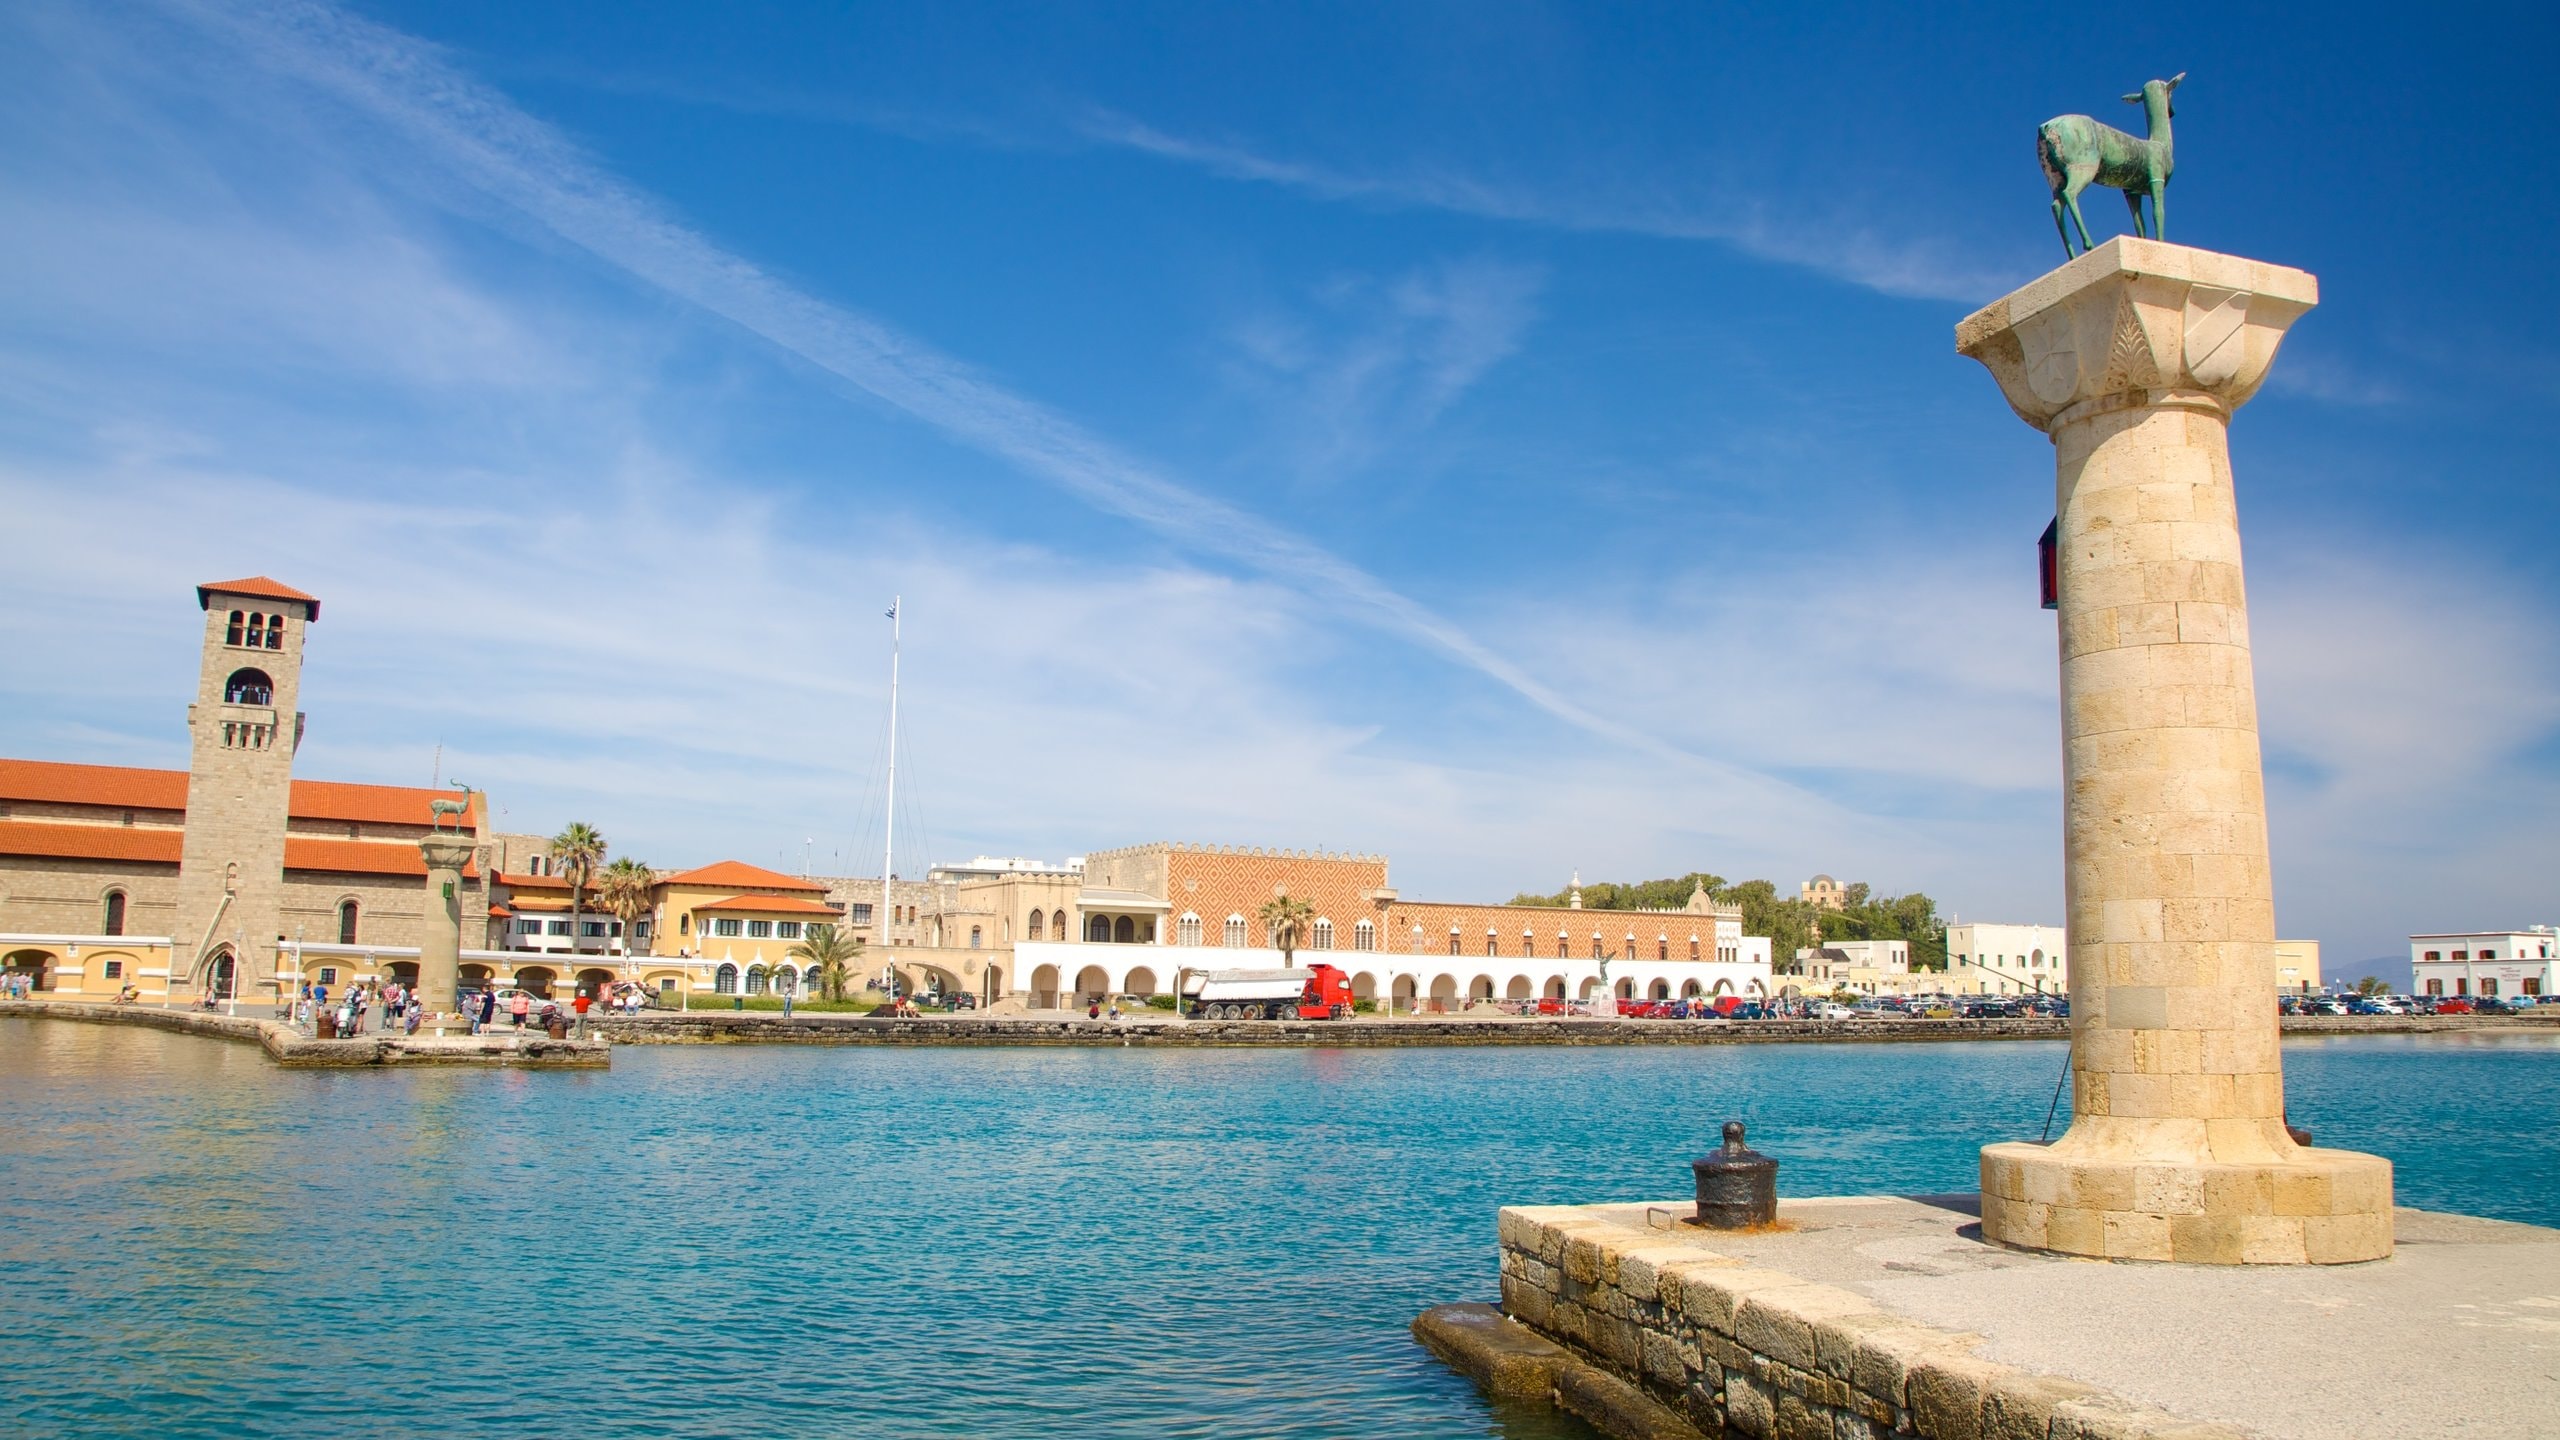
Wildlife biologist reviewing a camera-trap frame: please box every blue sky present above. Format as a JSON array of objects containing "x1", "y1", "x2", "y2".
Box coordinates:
[{"x1": 3, "y1": 1, "x2": 2553, "y2": 977}]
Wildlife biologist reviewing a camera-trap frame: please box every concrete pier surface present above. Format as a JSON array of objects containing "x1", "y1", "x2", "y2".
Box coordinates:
[
  {"x1": 0, "y1": 999, "x2": 608, "y2": 1067},
  {"x1": 1432, "y1": 1193, "x2": 2557, "y2": 1439}
]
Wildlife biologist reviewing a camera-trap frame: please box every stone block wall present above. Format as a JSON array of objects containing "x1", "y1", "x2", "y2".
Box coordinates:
[{"x1": 1496, "y1": 1205, "x2": 2245, "y2": 1439}]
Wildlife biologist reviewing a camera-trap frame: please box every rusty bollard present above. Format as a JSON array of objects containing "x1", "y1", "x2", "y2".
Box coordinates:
[{"x1": 1692, "y1": 1120, "x2": 1778, "y2": 1229}]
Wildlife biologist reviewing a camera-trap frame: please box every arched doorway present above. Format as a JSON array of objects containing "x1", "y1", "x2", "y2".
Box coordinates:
[
  {"x1": 1350, "y1": 971, "x2": 1377, "y2": 1001},
  {"x1": 1504, "y1": 976, "x2": 1533, "y2": 1000},
  {"x1": 1428, "y1": 974, "x2": 1458, "y2": 1012},
  {"x1": 514, "y1": 965, "x2": 556, "y2": 997},
  {"x1": 1085, "y1": 915, "x2": 1111, "y2": 942},
  {"x1": 1123, "y1": 966, "x2": 1158, "y2": 998},
  {"x1": 461, "y1": 963, "x2": 494, "y2": 988},
  {"x1": 1392, "y1": 974, "x2": 1417, "y2": 1007},
  {"x1": 202, "y1": 947, "x2": 238, "y2": 1001},
  {"x1": 1031, "y1": 964, "x2": 1060, "y2": 1009},
  {"x1": 575, "y1": 967, "x2": 613, "y2": 998},
  {"x1": 3, "y1": 949, "x2": 52, "y2": 991},
  {"x1": 1650, "y1": 980, "x2": 1670, "y2": 1001},
  {"x1": 1074, "y1": 965, "x2": 1109, "y2": 1005},
  {"x1": 1545, "y1": 975, "x2": 1566, "y2": 999},
  {"x1": 1578, "y1": 977, "x2": 1600, "y2": 1000}
]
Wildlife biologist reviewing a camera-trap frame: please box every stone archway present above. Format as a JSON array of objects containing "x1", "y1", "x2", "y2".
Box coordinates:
[
  {"x1": 1428, "y1": 974, "x2": 1458, "y2": 1012},
  {"x1": 1504, "y1": 976, "x2": 1533, "y2": 1000},
  {"x1": 3, "y1": 948, "x2": 53, "y2": 991},
  {"x1": 1031, "y1": 964, "x2": 1060, "y2": 1009},
  {"x1": 575, "y1": 967, "x2": 613, "y2": 998},
  {"x1": 1074, "y1": 965, "x2": 1110, "y2": 1005},
  {"x1": 1123, "y1": 966, "x2": 1158, "y2": 998},
  {"x1": 514, "y1": 965, "x2": 557, "y2": 998}
]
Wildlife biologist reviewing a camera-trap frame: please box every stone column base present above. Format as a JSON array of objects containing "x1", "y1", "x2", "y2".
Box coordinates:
[{"x1": 1981, "y1": 1141, "x2": 2393, "y2": 1264}]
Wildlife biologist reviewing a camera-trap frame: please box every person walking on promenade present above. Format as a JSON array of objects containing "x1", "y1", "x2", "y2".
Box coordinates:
[
  {"x1": 477, "y1": 987, "x2": 496, "y2": 1034},
  {"x1": 781, "y1": 984, "x2": 794, "y2": 1019},
  {"x1": 510, "y1": 989, "x2": 532, "y2": 1031},
  {"x1": 572, "y1": 989, "x2": 592, "y2": 1038},
  {"x1": 404, "y1": 995, "x2": 423, "y2": 1036}
]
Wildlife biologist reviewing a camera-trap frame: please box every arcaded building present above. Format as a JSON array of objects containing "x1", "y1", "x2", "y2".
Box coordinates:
[{"x1": 0, "y1": 578, "x2": 491, "y2": 1002}]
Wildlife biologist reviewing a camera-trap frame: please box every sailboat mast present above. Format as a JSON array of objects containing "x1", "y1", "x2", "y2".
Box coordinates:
[{"x1": 880, "y1": 598, "x2": 900, "y2": 995}]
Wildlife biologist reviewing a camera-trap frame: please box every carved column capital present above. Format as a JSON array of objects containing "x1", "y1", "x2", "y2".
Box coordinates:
[
  {"x1": 417, "y1": 834, "x2": 479, "y2": 875},
  {"x1": 1956, "y1": 237, "x2": 2317, "y2": 435}
]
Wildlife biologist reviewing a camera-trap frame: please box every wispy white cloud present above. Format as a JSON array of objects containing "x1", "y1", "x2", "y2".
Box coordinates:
[
  {"x1": 151, "y1": 0, "x2": 1780, "y2": 781},
  {"x1": 1076, "y1": 110, "x2": 2022, "y2": 304},
  {"x1": 1226, "y1": 256, "x2": 1543, "y2": 481}
]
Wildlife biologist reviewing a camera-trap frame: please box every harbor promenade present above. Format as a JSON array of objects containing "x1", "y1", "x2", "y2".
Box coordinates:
[{"x1": 0, "y1": 999, "x2": 607, "y2": 1067}]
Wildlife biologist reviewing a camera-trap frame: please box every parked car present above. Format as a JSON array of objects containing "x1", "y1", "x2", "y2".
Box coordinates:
[
  {"x1": 1811, "y1": 1002, "x2": 1855, "y2": 1020},
  {"x1": 2434, "y1": 998, "x2": 2475, "y2": 1015}
]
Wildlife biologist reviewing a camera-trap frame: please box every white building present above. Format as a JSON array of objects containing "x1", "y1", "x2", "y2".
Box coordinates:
[
  {"x1": 1792, "y1": 938, "x2": 1913, "y2": 996},
  {"x1": 1946, "y1": 922, "x2": 2067, "y2": 997},
  {"x1": 2409, "y1": 928, "x2": 2557, "y2": 1000}
]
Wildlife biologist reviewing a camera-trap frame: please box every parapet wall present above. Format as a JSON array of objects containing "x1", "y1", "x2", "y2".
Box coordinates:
[
  {"x1": 1491, "y1": 1203, "x2": 2245, "y2": 1439},
  {"x1": 0, "y1": 999, "x2": 605, "y2": 1067}
]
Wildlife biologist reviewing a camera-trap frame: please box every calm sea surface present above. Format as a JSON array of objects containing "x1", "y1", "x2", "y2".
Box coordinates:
[{"x1": 3, "y1": 1023, "x2": 2555, "y2": 1439}]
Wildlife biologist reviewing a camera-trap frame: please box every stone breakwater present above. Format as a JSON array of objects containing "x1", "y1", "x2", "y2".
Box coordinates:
[
  {"x1": 0, "y1": 999, "x2": 607, "y2": 1068},
  {"x1": 597, "y1": 1011, "x2": 2533, "y2": 1047},
  {"x1": 1436, "y1": 1201, "x2": 2245, "y2": 1440}
]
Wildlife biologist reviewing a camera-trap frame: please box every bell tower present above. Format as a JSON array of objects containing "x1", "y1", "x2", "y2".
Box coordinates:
[{"x1": 174, "y1": 576, "x2": 319, "y2": 1000}]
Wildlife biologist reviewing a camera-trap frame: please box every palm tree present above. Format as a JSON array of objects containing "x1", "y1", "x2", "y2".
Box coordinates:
[
  {"x1": 550, "y1": 822, "x2": 607, "y2": 962},
  {"x1": 1258, "y1": 895, "x2": 1315, "y2": 968},
  {"x1": 788, "y1": 922, "x2": 864, "y2": 1002},
  {"x1": 596, "y1": 857, "x2": 657, "y2": 976}
]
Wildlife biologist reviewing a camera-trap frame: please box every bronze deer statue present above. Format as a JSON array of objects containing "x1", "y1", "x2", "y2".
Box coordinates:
[
  {"x1": 429, "y1": 780, "x2": 471, "y2": 833},
  {"x1": 2039, "y1": 73, "x2": 2182, "y2": 259}
]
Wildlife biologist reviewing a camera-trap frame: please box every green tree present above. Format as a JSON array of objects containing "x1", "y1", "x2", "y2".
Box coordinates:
[
  {"x1": 550, "y1": 822, "x2": 607, "y2": 961},
  {"x1": 788, "y1": 922, "x2": 865, "y2": 1001},
  {"x1": 1507, "y1": 873, "x2": 1726, "y2": 911},
  {"x1": 1259, "y1": 895, "x2": 1316, "y2": 966},
  {"x1": 595, "y1": 857, "x2": 656, "y2": 972}
]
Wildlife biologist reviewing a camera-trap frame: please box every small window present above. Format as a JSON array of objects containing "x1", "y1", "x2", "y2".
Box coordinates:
[
  {"x1": 104, "y1": 960, "x2": 124, "y2": 980},
  {"x1": 776, "y1": 922, "x2": 802, "y2": 939},
  {"x1": 1027, "y1": 910, "x2": 1045, "y2": 941},
  {"x1": 1178, "y1": 913, "x2": 1203, "y2": 946},
  {"x1": 583, "y1": 921, "x2": 607, "y2": 937},
  {"x1": 969, "y1": 926, "x2": 983, "y2": 949},
  {"x1": 678, "y1": 913, "x2": 690, "y2": 935},
  {"x1": 1447, "y1": 930, "x2": 1460, "y2": 957},
  {"x1": 715, "y1": 964, "x2": 738, "y2": 994},
  {"x1": 2482, "y1": 979, "x2": 2500, "y2": 996},
  {"x1": 2453, "y1": 951, "x2": 2469, "y2": 961},
  {"x1": 746, "y1": 920, "x2": 773, "y2": 939},
  {"x1": 225, "y1": 610, "x2": 245, "y2": 646},
  {"x1": 2481, "y1": 949, "x2": 2498, "y2": 961},
  {"x1": 1312, "y1": 918, "x2": 1334, "y2": 950},
  {"x1": 513, "y1": 919, "x2": 540, "y2": 936},
  {"x1": 337, "y1": 900, "x2": 358, "y2": 945},
  {"x1": 850, "y1": 903, "x2": 874, "y2": 925},
  {"x1": 547, "y1": 920, "x2": 571, "y2": 936},
  {"x1": 1484, "y1": 932, "x2": 1498, "y2": 958},
  {"x1": 102, "y1": 890, "x2": 127, "y2": 937},
  {"x1": 1658, "y1": 938, "x2": 1669, "y2": 961},
  {"x1": 1224, "y1": 915, "x2": 1246, "y2": 948},
  {"x1": 318, "y1": 966, "x2": 338, "y2": 985},
  {"x1": 713, "y1": 918, "x2": 742, "y2": 938}
]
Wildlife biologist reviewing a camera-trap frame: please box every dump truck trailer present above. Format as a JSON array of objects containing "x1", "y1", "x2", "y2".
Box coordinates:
[{"x1": 1182, "y1": 963, "x2": 1355, "y2": 1020}]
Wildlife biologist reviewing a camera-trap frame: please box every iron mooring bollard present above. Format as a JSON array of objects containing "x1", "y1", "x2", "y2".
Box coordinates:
[{"x1": 1692, "y1": 1120, "x2": 1778, "y2": 1229}]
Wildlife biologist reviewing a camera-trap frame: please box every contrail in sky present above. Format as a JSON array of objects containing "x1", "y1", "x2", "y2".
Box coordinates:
[{"x1": 163, "y1": 0, "x2": 1772, "y2": 777}]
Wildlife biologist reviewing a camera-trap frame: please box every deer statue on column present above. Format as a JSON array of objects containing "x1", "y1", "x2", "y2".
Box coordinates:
[{"x1": 2039, "y1": 72, "x2": 2183, "y2": 258}]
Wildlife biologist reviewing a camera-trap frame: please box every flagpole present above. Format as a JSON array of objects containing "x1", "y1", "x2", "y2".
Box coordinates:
[{"x1": 879, "y1": 598, "x2": 901, "y2": 1000}]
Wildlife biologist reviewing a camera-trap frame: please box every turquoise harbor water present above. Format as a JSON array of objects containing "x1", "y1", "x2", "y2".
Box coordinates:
[{"x1": 3, "y1": 1024, "x2": 2556, "y2": 1439}]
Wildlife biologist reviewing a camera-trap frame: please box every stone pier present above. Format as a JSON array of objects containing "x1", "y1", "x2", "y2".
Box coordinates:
[{"x1": 1955, "y1": 238, "x2": 2391, "y2": 1263}]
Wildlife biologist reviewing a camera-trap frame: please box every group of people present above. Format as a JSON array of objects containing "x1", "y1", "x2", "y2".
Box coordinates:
[
  {"x1": 289, "y1": 978, "x2": 427, "y2": 1037},
  {"x1": 2, "y1": 970, "x2": 37, "y2": 1000}
]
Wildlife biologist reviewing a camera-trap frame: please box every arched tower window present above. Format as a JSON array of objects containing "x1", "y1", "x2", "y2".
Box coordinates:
[
  {"x1": 969, "y1": 926, "x2": 983, "y2": 949},
  {"x1": 263, "y1": 613, "x2": 285, "y2": 648},
  {"x1": 1113, "y1": 916, "x2": 1135, "y2": 944},
  {"x1": 225, "y1": 610, "x2": 245, "y2": 646},
  {"x1": 338, "y1": 900, "x2": 359, "y2": 946},
  {"x1": 1353, "y1": 918, "x2": 1375, "y2": 952},
  {"x1": 224, "y1": 668, "x2": 274, "y2": 705},
  {"x1": 1051, "y1": 908, "x2": 1067, "y2": 940},
  {"x1": 102, "y1": 890, "x2": 126, "y2": 937},
  {"x1": 1027, "y1": 910, "x2": 1045, "y2": 941}
]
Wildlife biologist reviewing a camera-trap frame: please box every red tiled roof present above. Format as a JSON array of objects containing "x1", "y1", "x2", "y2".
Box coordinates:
[
  {"x1": 659, "y1": 860, "x2": 827, "y2": 893},
  {"x1": 503, "y1": 897, "x2": 571, "y2": 913},
  {"x1": 0, "y1": 759, "x2": 188, "y2": 811},
  {"x1": 693, "y1": 893, "x2": 844, "y2": 915},
  {"x1": 283, "y1": 838, "x2": 480, "y2": 879},
  {"x1": 488, "y1": 905, "x2": 514, "y2": 918},
  {"x1": 290, "y1": 780, "x2": 482, "y2": 828},
  {"x1": 0, "y1": 759, "x2": 479, "y2": 831},
  {"x1": 198, "y1": 575, "x2": 320, "y2": 620},
  {"x1": 0, "y1": 820, "x2": 183, "y2": 865},
  {"x1": 493, "y1": 871, "x2": 572, "y2": 891}
]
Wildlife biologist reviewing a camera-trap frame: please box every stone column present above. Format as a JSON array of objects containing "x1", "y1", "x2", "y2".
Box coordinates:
[
  {"x1": 417, "y1": 834, "x2": 477, "y2": 1032},
  {"x1": 1957, "y1": 237, "x2": 2392, "y2": 1265}
]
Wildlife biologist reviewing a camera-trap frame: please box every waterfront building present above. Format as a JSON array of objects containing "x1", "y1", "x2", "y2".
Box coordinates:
[
  {"x1": 1944, "y1": 921, "x2": 2067, "y2": 997},
  {"x1": 1799, "y1": 874, "x2": 1847, "y2": 910},
  {"x1": 2409, "y1": 928, "x2": 2556, "y2": 999},
  {"x1": 1792, "y1": 938, "x2": 1917, "y2": 996},
  {"x1": 0, "y1": 579, "x2": 492, "y2": 1003},
  {"x1": 2274, "y1": 939, "x2": 2322, "y2": 995}
]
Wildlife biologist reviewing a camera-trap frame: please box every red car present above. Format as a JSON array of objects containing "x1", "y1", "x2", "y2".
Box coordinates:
[{"x1": 2435, "y1": 998, "x2": 2475, "y2": 1015}]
